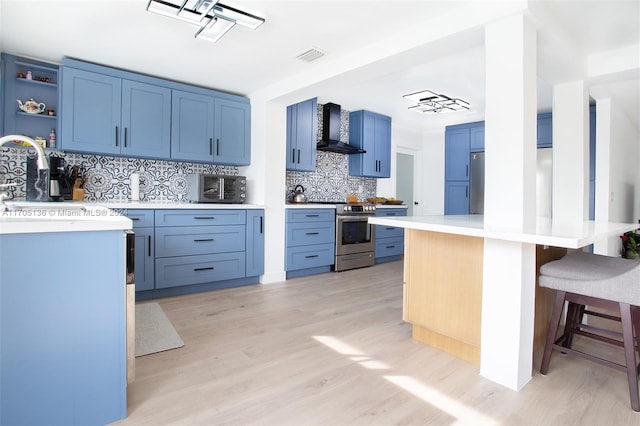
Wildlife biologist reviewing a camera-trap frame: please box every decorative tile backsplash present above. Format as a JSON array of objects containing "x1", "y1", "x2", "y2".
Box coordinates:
[
  {"x1": 285, "y1": 103, "x2": 377, "y2": 203},
  {"x1": 0, "y1": 147, "x2": 237, "y2": 202}
]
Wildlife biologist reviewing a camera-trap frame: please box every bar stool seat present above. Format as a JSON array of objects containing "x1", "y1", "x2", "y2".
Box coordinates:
[{"x1": 539, "y1": 251, "x2": 640, "y2": 412}]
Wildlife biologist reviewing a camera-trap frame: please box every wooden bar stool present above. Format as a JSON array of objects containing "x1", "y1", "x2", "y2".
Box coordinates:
[{"x1": 538, "y1": 251, "x2": 640, "y2": 412}]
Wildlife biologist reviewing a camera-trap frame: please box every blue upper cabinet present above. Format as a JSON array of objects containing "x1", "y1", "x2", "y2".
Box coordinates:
[
  {"x1": 537, "y1": 112, "x2": 553, "y2": 148},
  {"x1": 349, "y1": 110, "x2": 391, "y2": 178},
  {"x1": 121, "y1": 80, "x2": 171, "y2": 158},
  {"x1": 286, "y1": 97, "x2": 317, "y2": 172},
  {"x1": 470, "y1": 124, "x2": 485, "y2": 152},
  {"x1": 1, "y1": 53, "x2": 59, "y2": 143},
  {"x1": 61, "y1": 67, "x2": 171, "y2": 158},
  {"x1": 170, "y1": 90, "x2": 215, "y2": 162},
  {"x1": 59, "y1": 58, "x2": 251, "y2": 165},
  {"x1": 214, "y1": 97, "x2": 251, "y2": 166},
  {"x1": 60, "y1": 67, "x2": 123, "y2": 155}
]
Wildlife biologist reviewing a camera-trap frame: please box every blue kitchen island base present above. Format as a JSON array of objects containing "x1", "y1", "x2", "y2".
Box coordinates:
[{"x1": 0, "y1": 230, "x2": 127, "y2": 425}]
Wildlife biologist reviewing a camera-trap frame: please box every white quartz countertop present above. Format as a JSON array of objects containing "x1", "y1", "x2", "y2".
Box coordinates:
[
  {"x1": 0, "y1": 202, "x2": 132, "y2": 235},
  {"x1": 286, "y1": 203, "x2": 407, "y2": 209},
  {"x1": 0, "y1": 200, "x2": 264, "y2": 235},
  {"x1": 368, "y1": 214, "x2": 638, "y2": 249}
]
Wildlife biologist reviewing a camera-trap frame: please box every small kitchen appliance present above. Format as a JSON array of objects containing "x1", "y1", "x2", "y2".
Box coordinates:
[
  {"x1": 187, "y1": 174, "x2": 246, "y2": 203},
  {"x1": 289, "y1": 185, "x2": 307, "y2": 203},
  {"x1": 48, "y1": 156, "x2": 66, "y2": 201}
]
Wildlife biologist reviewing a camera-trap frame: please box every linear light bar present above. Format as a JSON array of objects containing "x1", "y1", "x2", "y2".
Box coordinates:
[
  {"x1": 146, "y1": 0, "x2": 265, "y2": 42},
  {"x1": 403, "y1": 89, "x2": 470, "y2": 114}
]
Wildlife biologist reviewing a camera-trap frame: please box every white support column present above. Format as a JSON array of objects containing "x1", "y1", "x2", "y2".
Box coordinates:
[
  {"x1": 481, "y1": 14, "x2": 537, "y2": 390},
  {"x1": 552, "y1": 82, "x2": 590, "y2": 226}
]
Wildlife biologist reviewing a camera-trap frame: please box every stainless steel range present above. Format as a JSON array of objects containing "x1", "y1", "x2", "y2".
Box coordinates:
[{"x1": 334, "y1": 203, "x2": 376, "y2": 271}]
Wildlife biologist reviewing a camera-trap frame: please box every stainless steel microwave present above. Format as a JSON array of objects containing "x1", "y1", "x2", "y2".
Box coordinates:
[{"x1": 187, "y1": 174, "x2": 246, "y2": 203}]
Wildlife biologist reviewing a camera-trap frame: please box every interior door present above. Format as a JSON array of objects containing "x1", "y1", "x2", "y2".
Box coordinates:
[{"x1": 396, "y1": 152, "x2": 414, "y2": 215}]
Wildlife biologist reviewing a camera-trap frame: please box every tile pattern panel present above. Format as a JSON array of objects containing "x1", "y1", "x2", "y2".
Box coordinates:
[
  {"x1": 285, "y1": 103, "x2": 377, "y2": 203},
  {"x1": 0, "y1": 147, "x2": 237, "y2": 202}
]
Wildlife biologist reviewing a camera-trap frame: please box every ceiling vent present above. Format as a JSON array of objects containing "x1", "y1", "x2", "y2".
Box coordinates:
[{"x1": 297, "y1": 47, "x2": 326, "y2": 63}]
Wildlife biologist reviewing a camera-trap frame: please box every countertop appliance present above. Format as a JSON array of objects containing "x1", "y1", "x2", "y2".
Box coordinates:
[
  {"x1": 334, "y1": 203, "x2": 376, "y2": 271},
  {"x1": 469, "y1": 147, "x2": 552, "y2": 217},
  {"x1": 187, "y1": 174, "x2": 246, "y2": 203}
]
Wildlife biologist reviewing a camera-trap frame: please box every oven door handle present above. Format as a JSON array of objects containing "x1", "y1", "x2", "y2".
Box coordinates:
[{"x1": 337, "y1": 215, "x2": 374, "y2": 222}]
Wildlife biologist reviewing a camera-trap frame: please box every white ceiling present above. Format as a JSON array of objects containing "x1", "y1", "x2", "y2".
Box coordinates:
[{"x1": 1, "y1": 0, "x2": 638, "y2": 133}]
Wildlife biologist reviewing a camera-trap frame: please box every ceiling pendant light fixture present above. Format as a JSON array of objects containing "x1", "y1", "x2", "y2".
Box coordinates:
[
  {"x1": 403, "y1": 89, "x2": 470, "y2": 114},
  {"x1": 146, "y1": 0, "x2": 265, "y2": 43}
]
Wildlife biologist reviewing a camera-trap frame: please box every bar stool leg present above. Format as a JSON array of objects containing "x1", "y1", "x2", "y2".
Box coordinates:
[
  {"x1": 541, "y1": 291, "x2": 567, "y2": 375},
  {"x1": 620, "y1": 302, "x2": 640, "y2": 412}
]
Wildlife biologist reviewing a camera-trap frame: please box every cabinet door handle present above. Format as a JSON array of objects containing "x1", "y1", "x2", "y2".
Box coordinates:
[
  {"x1": 209, "y1": 138, "x2": 213, "y2": 156},
  {"x1": 291, "y1": 149, "x2": 295, "y2": 163},
  {"x1": 124, "y1": 127, "x2": 128, "y2": 147},
  {"x1": 260, "y1": 216, "x2": 263, "y2": 234},
  {"x1": 305, "y1": 255, "x2": 319, "y2": 259},
  {"x1": 216, "y1": 138, "x2": 220, "y2": 156},
  {"x1": 297, "y1": 149, "x2": 301, "y2": 164},
  {"x1": 466, "y1": 186, "x2": 468, "y2": 198},
  {"x1": 193, "y1": 238, "x2": 214, "y2": 242},
  {"x1": 194, "y1": 216, "x2": 215, "y2": 220},
  {"x1": 466, "y1": 165, "x2": 469, "y2": 177},
  {"x1": 115, "y1": 126, "x2": 119, "y2": 147},
  {"x1": 194, "y1": 267, "x2": 214, "y2": 272},
  {"x1": 148, "y1": 235, "x2": 152, "y2": 257}
]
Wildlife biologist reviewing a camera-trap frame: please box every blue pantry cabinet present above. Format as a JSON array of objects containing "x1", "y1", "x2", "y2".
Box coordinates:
[
  {"x1": 349, "y1": 110, "x2": 392, "y2": 178},
  {"x1": 61, "y1": 67, "x2": 172, "y2": 158},
  {"x1": 286, "y1": 97, "x2": 317, "y2": 171}
]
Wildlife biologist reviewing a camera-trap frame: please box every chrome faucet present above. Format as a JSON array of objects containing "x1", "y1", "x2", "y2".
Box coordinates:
[{"x1": 0, "y1": 134, "x2": 50, "y2": 208}]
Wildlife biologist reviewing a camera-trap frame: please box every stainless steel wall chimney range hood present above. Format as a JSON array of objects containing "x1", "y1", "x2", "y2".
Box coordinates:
[{"x1": 316, "y1": 103, "x2": 366, "y2": 154}]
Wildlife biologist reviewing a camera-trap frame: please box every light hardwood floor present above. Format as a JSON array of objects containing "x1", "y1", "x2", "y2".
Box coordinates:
[{"x1": 113, "y1": 261, "x2": 639, "y2": 425}]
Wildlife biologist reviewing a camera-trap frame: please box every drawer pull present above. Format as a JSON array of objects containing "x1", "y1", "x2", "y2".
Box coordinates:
[
  {"x1": 385, "y1": 227, "x2": 395, "y2": 230},
  {"x1": 305, "y1": 214, "x2": 319, "y2": 217},
  {"x1": 194, "y1": 216, "x2": 215, "y2": 220},
  {"x1": 306, "y1": 232, "x2": 319, "y2": 235},
  {"x1": 194, "y1": 267, "x2": 214, "y2": 272},
  {"x1": 131, "y1": 217, "x2": 140, "y2": 221},
  {"x1": 305, "y1": 255, "x2": 319, "y2": 259},
  {"x1": 386, "y1": 245, "x2": 396, "y2": 249},
  {"x1": 193, "y1": 238, "x2": 214, "y2": 242}
]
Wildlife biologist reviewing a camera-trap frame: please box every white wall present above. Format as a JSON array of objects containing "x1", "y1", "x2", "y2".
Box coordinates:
[{"x1": 593, "y1": 97, "x2": 640, "y2": 256}]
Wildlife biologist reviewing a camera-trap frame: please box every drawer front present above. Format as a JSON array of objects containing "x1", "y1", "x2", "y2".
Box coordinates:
[
  {"x1": 286, "y1": 243, "x2": 335, "y2": 271},
  {"x1": 127, "y1": 209, "x2": 155, "y2": 228},
  {"x1": 155, "y1": 225, "x2": 245, "y2": 257},
  {"x1": 375, "y1": 236, "x2": 404, "y2": 257},
  {"x1": 155, "y1": 252, "x2": 246, "y2": 288},
  {"x1": 376, "y1": 224, "x2": 404, "y2": 239},
  {"x1": 286, "y1": 221, "x2": 335, "y2": 247},
  {"x1": 286, "y1": 209, "x2": 335, "y2": 223},
  {"x1": 375, "y1": 208, "x2": 407, "y2": 217},
  {"x1": 155, "y1": 209, "x2": 246, "y2": 227}
]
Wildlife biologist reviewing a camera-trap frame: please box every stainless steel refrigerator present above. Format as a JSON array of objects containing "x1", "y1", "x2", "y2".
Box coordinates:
[{"x1": 469, "y1": 148, "x2": 553, "y2": 217}]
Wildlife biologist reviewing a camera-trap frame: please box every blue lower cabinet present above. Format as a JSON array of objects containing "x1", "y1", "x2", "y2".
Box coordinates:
[
  {"x1": 375, "y1": 207, "x2": 406, "y2": 263},
  {"x1": 285, "y1": 208, "x2": 336, "y2": 277},
  {"x1": 128, "y1": 208, "x2": 263, "y2": 299},
  {"x1": 0, "y1": 231, "x2": 127, "y2": 425},
  {"x1": 155, "y1": 252, "x2": 246, "y2": 289}
]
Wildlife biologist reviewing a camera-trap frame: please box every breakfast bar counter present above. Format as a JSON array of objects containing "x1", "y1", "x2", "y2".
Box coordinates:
[{"x1": 368, "y1": 214, "x2": 637, "y2": 373}]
